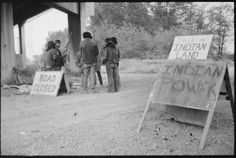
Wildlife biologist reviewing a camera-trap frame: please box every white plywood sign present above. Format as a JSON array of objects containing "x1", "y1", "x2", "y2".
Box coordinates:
[
  {"x1": 168, "y1": 35, "x2": 213, "y2": 60},
  {"x1": 30, "y1": 71, "x2": 64, "y2": 96}
]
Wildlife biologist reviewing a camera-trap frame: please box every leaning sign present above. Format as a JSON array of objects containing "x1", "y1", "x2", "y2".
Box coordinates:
[
  {"x1": 137, "y1": 59, "x2": 228, "y2": 151},
  {"x1": 31, "y1": 71, "x2": 65, "y2": 96},
  {"x1": 168, "y1": 35, "x2": 213, "y2": 60},
  {"x1": 151, "y1": 60, "x2": 226, "y2": 111}
]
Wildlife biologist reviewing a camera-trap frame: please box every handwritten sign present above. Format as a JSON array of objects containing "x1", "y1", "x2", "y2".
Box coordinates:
[
  {"x1": 30, "y1": 71, "x2": 64, "y2": 96},
  {"x1": 168, "y1": 35, "x2": 213, "y2": 60},
  {"x1": 151, "y1": 60, "x2": 226, "y2": 111}
]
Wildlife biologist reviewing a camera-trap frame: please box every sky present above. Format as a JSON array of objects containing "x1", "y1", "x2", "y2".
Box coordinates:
[
  {"x1": 13, "y1": 2, "x2": 234, "y2": 61},
  {"x1": 14, "y1": 8, "x2": 68, "y2": 60}
]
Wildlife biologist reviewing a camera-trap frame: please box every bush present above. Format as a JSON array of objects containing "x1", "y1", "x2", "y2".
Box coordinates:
[
  {"x1": 118, "y1": 58, "x2": 161, "y2": 74},
  {"x1": 89, "y1": 23, "x2": 202, "y2": 60}
]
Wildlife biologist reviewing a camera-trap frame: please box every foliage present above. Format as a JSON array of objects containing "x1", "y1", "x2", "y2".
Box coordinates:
[
  {"x1": 206, "y1": 4, "x2": 234, "y2": 56},
  {"x1": 44, "y1": 2, "x2": 234, "y2": 62},
  {"x1": 118, "y1": 58, "x2": 161, "y2": 74},
  {"x1": 150, "y1": 2, "x2": 193, "y2": 31},
  {"x1": 90, "y1": 3, "x2": 153, "y2": 34}
]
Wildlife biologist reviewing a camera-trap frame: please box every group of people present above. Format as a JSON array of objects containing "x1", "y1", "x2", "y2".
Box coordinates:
[
  {"x1": 42, "y1": 39, "x2": 67, "y2": 71},
  {"x1": 77, "y1": 32, "x2": 120, "y2": 93},
  {"x1": 42, "y1": 31, "x2": 121, "y2": 94}
]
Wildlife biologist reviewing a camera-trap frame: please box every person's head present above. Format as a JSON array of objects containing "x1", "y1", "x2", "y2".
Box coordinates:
[
  {"x1": 105, "y1": 38, "x2": 110, "y2": 43},
  {"x1": 46, "y1": 41, "x2": 55, "y2": 51},
  {"x1": 55, "y1": 40, "x2": 61, "y2": 48},
  {"x1": 106, "y1": 38, "x2": 116, "y2": 48},
  {"x1": 110, "y1": 37, "x2": 117, "y2": 45},
  {"x1": 83, "y1": 32, "x2": 92, "y2": 39}
]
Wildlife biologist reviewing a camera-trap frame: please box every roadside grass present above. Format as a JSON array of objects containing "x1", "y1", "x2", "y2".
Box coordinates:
[
  {"x1": 100, "y1": 59, "x2": 162, "y2": 74},
  {"x1": 102, "y1": 58, "x2": 234, "y2": 90},
  {"x1": 15, "y1": 58, "x2": 234, "y2": 86}
]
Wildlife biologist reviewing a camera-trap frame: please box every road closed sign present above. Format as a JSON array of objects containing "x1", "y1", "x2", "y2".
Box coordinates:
[
  {"x1": 30, "y1": 71, "x2": 64, "y2": 96},
  {"x1": 168, "y1": 35, "x2": 213, "y2": 60}
]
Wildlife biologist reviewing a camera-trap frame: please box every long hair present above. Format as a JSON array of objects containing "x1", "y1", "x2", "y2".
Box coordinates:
[
  {"x1": 110, "y1": 37, "x2": 117, "y2": 45},
  {"x1": 105, "y1": 38, "x2": 116, "y2": 49},
  {"x1": 46, "y1": 41, "x2": 55, "y2": 51}
]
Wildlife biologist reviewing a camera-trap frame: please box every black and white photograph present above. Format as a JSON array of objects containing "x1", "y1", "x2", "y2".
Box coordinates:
[{"x1": 1, "y1": 1, "x2": 234, "y2": 155}]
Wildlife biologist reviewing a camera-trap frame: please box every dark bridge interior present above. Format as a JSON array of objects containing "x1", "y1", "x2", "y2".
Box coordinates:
[{"x1": 13, "y1": 2, "x2": 52, "y2": 25}]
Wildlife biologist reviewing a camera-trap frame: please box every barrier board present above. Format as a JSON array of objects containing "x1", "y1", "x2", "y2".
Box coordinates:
[
  {"x1": 151, "y1": 60, "x2": 226, "y2": 111},
  {"x1": 30, "y1": 71, "x2": 68, "y2": 96},
  {"x1": 137, "y1": 60, "x2": 230, "y2": 151},
  {"x1": 168, "y1": 35, "x2": 213, "y2": 60}
]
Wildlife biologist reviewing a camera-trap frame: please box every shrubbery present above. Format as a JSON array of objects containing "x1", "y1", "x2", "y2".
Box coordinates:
[{"x1": 88, "y1": 23, "x2": 198, "y2": 59}]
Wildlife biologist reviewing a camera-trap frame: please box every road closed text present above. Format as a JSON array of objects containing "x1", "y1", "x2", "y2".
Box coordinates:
[
  {"x1": 31, "y1": 72, "x2": 63, "y2": 96},
  {"x1": 33, "y1": 84, "x2": 56, "y2": 93}
]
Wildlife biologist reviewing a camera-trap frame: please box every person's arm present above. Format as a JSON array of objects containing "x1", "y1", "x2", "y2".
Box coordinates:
[
  {"x1": 75, "y1": 51, "x2": 81, "y2": 67},
  {"x1": 62, "y1": 48, "x2": 67, "y2": 56},
  {"x1": 76, "y1": 44, "x2": 83, "y2": 66},
  {"x1": 97, "y1": 51, "x2": 102, "y2": 65},
  {"x1": 118, "y1": 49, "x2": 120, "y2": 61},
  {"x1": 117, "y1": 48, "x2": 120, "y2": 67},
  {"x1": 51, "y1": 49, "x2": 60, "y2": 61},
  {"x1": 101, "y1": 48, "x2": 108, "y2": 65},
  {"x1": 94, "y1": 44, "x2": 99, "y2": 57}
]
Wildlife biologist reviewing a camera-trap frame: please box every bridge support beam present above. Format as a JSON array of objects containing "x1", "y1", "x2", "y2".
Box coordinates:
[
  {"x1": 1, "y1": 3, "x2": 16, "y2": 83},
  {"x1": 68, "y1": 6, "x2": 81, "y2": 72}
]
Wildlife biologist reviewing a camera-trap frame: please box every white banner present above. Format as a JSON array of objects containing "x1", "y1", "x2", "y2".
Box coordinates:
[
  {"x1": 30, "y1": 71, "x2": 63, "y2": 96},
  {"x1": 168, "y1": 35, "x2": 213, "y2": 60}
]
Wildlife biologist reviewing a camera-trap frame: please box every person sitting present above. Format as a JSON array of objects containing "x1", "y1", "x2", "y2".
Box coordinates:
[{"x1": 43, "y1": 41, "x2": 61, "y2": 71}]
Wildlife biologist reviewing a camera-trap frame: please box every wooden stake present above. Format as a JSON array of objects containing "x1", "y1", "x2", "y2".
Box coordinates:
[
  {"x1": 137, "y1": 81, "x2": 158, "y2": 133},
  {"x1": 224, "y1": 66, "x2": 234, "y2": 121},
  {"x1": 199, "y1": 110, "x2": 214, "y2": 151}
]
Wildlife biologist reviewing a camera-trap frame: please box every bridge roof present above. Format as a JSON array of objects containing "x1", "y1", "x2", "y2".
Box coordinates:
[
  {"x1": 13, "y1": 1, "x2": 51, "y2": 25},
  {"x1": 12, "y1": 2, "x2": 79, "y2": 25}
]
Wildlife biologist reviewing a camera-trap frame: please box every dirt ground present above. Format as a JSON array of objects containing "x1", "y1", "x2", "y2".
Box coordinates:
[{"x1": 1, "y1": 71, "x2": 234, "y2": 155}]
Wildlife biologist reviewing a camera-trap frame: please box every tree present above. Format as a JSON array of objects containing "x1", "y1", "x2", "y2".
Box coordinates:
[
  {"x1": 206, "y1": 4, "x2": 233, "y2": 56},
  {"x1": 90, "y1": 3, "x2": 153, "y2": 34},
  {"x1": 150, "y1": 2, "x2": 192, "y2": 31},
  {"x1": 125, "y1": 3, "x2": 152, "y2": 33},
  {"x1": 90, "y1": 3, "x2": 127, "y2": 28}
]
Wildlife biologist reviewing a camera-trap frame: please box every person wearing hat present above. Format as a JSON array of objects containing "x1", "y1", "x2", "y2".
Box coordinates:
[
  {"x1": 77, "y1": 32, "x2": 99, "y2": 93},
  {"x1": 102, "y1": 37, "x2": 120, "y2": 93}
]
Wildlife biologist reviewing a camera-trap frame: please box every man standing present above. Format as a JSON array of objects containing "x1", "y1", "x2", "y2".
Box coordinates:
[{"x1": 77, "y1": 32, "x2": 99, "y2": 93}]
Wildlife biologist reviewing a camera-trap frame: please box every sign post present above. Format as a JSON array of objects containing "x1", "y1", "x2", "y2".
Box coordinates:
[{"x1": 30, "y1": 71, "x2": 70, "y2": 96}]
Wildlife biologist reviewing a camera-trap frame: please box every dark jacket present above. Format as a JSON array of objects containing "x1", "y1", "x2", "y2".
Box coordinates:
[
  {"x1": 43, "y1": 48, "x2": 61, "y2": 68},
  {"x1": 102, "y1": 44, "x2": 120, "y2": 65},
  {"x1": 55, "y1": 48, "x2": 66, "y2": 67},
  {"x1": 78, "y1": 38, "x2": 99, "y2": 64}
]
